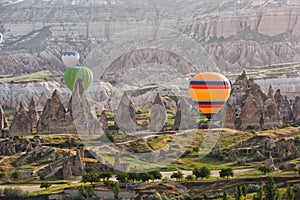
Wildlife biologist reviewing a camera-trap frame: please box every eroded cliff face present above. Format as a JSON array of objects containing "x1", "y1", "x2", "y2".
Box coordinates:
[{"x1": 179, "y1": 6, "x2": 300, "y2": 72}]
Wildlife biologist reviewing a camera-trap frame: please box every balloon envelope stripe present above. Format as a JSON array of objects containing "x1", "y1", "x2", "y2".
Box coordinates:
[
  {"x1": 198, "y1": 105, "x2": 223, "y2": 108},
  {"x1": 195, "y1": 101, "x2": 226, "y2": 105},
  {"x1": 189, "y1": 80, "x2": 229, "y2": 85},
  {"x1": 189, "y1": 85, "x2": 230, "y2": 89}
]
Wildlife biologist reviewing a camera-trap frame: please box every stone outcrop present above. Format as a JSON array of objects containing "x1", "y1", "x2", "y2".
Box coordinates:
[
  {"x1": 0, "y1": 136, "x2": 41, "y2": 156},
  {"x1": 149, "y1": 93, "x2": 167, "y2": 132},
  {"x1": 293, "y1": 96, "x2": 300, "y2": 124},
  {"x1": 0, "y1": 105, "x2": 9, "y2": 134},
  {"x1": 239, "y1": 95, "x2": 262, "y2": 130},
  {"x1": 62, "y1": 148, "x2": 85, "y2": 180},
  {"x1": 37, "y1": 90, "x2": 76, "y2": 134},
  {"x1": 179, "y1": 6, "x2": 300, "y2": 72},
  {"x1": 262, "y1": 86, "x2": 281, "y2": 129},
  {"x1": 224, "y1": 103, "x2": 236, "y2": 129},
  {"x1": 174, "y1": 104, "x2": 181, "y2": 131},
  {"x1": 28, "y1": 98, "x2": 39, "y2": 132},
  {"x1": 226, "y1": 71, "x2": 284, "y2": 130},
  {"x1": 100, "y1": 111, "x2": 109, "y2": 131},
  {"x1": 266, "y1": 154, "x2": 277, "y2": 171},
  {"x1": 10, "y1": 101, "x2": 32, "y2": 136},
  {"x1": 273, "y1": 139, "x2": 297, "y2": 162},
  {"x1": 71, "y1": 80, "x2": 101, "y2": 135},
  {"x1": 274, "y1": 89, "x2": 293, "y2": 123},
  {"x1": 71, "y1": 148, "x2": 85, "y2": 176},
  {"x1": 62, "y1": 155, "x2": 72, "y2": 180},
  {"x1": 10, "y1": 97, "x2": 40, "y2": 136},
  {"x1": 115, "y1": 93, "x2": 137, "y2": 132}
]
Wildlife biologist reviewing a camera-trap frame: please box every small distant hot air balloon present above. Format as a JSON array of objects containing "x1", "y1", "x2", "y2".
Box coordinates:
[
  {"x1": 62, "y1": 51, "x2": 80, "y2": 68},
  {"x1": 64, "y1": 67, "x2": 93, "y2": 92},
  {"x1": 189, "y1": 72, "x2": 231, "y2": 119},
  {"x1": 0, "y1": 32, "x2": 3, "y2": 44}
]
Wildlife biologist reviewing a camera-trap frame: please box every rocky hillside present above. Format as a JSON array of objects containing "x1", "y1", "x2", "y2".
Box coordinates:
[{"x1": 0, "y1": 0, "x2": 300, "y2": 76}]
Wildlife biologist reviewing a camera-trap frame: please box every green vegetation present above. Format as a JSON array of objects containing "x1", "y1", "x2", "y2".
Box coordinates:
[
  {"x1": 40, "y1": 182, "x2": 52, "y2": 190},
  {"x1": 264, "y1": 177, "x2": 280, "y2": 200},
  {"x1": 192, "y1": 166, "x2": 211, "y2": 180},
  {"x1": 3, "y1": 187, "x2": 29, "y2": 198},
  {"x1": 171, "y1": 171, "x2": 184, "y2": 181},
  {"x1": 0, "y1": 70, "x2": 55, "y2": 83},
  {"x1": 219, "y1": 168, "x2": 234, "y2": 179}
]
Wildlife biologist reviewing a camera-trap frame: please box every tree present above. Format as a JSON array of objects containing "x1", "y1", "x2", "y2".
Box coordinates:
[
  {"x1": 235, "y1": 184, "x2": 243, "y2": 200},
  {"x1": 11, "y1": 171, "x2": 21, "y2": 181},
  {"x1": 140, "y1": 173, "x2": 153, "y2": 183},
  {"x1": 185, "y1": 174, "x2": 196, "y2": 181},
  {"x1": 40, "y1": 182, "x2": 52, "y2": 190},
  {"x1": 85, "y1": 166, "x2": 96, "y2": 173},
  {"x1": 116, "y1": 172, "x2": 128, "y2": 183},
  {"x1": 0, "y1": 172, "x2": 6, "y2": 181},
  {"x1": 99, "y1": 172, "x2": 113, "y2": 181},
  {"x1": 258, "y1": 166, "x2": 272, "y2": 175},
  {"x1": 128, "y1": 173, "x2": 141, "y2": 183},
  {"x1": 286, "y1": 184, "x2": 294, "y2": 200},
  {"x1": 171, "y1": 171, "x2": 184, "y2": 181},
  {"x1": 253, "y1": 187, "x2": 263, "y2": 200},
  {"x1": 149, "y1": 170, "x2": 162, "y2": 181},
  {"x1": 113, "y1": 182, "x2": 120, "y2": 200},
  {"x1": 222, "y1": 192, "x2": 229, "y2": 200},
  {"x1": 82, "y1": 172, "x2": 100, "y2": 184},
  {"x1": 264, "y1": 177, "x2": 280, "y2": 200},
  {"x1": 241, "y1": 184, "x2": 247, "y2": 199},
  {"x1": 193, "y1": 167, "x2": 211, "y2": 180},
  {"x1": 219, "y1": 168, "x2": 234, "y2": 180}
]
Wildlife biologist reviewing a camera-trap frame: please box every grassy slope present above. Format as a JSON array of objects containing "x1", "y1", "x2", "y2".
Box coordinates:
[{"x1": 0, "y1": 70, "x2": 56, "y2": 83}]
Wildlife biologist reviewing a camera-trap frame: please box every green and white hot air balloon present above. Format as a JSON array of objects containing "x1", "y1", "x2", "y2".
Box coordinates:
[{"x1": 64, "y1": 66, "x2": 93, "y2": 92}]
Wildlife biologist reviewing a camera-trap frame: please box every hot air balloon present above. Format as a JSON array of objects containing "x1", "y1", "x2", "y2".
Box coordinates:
[
  {"x1": 64, "y1": 67, "x2": 93, "y2": 92},
  {"x1": 0, "y1": 32, "x2": 3, "y2": 44},
  {"x1": 62, "y1": 51, "x2": 80, "y2": 68},
  {"x1": 189, "y1": 72, "x2": 231, "y2": 119}
]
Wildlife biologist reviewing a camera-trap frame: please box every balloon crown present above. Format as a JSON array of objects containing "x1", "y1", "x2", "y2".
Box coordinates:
[{"x1": 63, "y1": 51, "x2": 79, "y2": 56}]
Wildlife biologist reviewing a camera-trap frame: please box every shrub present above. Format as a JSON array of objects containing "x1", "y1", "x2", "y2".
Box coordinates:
[
  {"x1": 185, "y1": 175, "x2": 196, "y2": 181},
  {"x1": 247, "y1": 184, "x2": 261, "y2": 193},
  {"x1": 252, "y1": 151, "x2": 266, "y2": 162},
  {"x1": 3, "y1": 187, "x2": 29, "y2": 198},
  {"x1": 281, "y1": 124, "x2": 291, "y2": 129},
  {"x1": 292, "y1": 184, "x2": 300, "y2": 192},
  {"x1": 295, "y1": 136, "x2": 300, "y2": 143}
]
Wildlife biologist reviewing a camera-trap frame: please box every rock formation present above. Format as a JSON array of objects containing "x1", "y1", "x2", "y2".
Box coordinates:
[
  {"x1": 100, "y1": 111, "x2": 109, "y2": 131},
  {"x1": 0, "y1": 136, "x2": 41, "y2": 156},
  {"x1": 224, "y1": 102, "x2": 236, "y2": 129},
  {"x1": 71, "y1": 80, "x2": 101, "y2": 135},
  {"x1": 266, "y1": 154, "x2": 277, "y2": 171},
  {"x1": 37, "y1": 90, "x2": 76, "y2": 134},
  {"x1": 71, "y1": 148, "x2": 85, "y2": 176},
  {"x1": 10, "y1": 101, "x2": 32, "y2": 136},
  {"x1": 239, "y1": 95, "x2": 262, "y2": 130},
  {"x1": 62, "y1": 155, "x2": 73, "y2": 180},
  {"x1": 226, "y1": 71, "x2": 284, "y2": 130},
  {"x1": 293, "y1": 96, "x2": 300, "y2": 124},
  {"x1": 115, "y1": 93, "x2": 137, "y2": 132},
  {"x1": 174, "y1": 104, "x2": 181, "y2": 131},
  {"x1": 0, "y1": 105, "x2": 8, "y2": 134},
  {"x1": 274, "y1": 89, "x2": 293, "y2": 123},
  {"x1": 262, "y1": 86, "x2": 281, "y2": 129},
  {"x1": 28, "y1": 98, "x2": 39, "y2": 132},
  {"x1": 149, "y1": 93, "x2": 167, "y2": 132},
  {"x1": 273, "y1": 139, "x2": 297, "y2": 162}
]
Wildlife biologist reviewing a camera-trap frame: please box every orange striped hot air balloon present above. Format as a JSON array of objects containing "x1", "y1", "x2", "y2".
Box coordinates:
[{"x1": 189, "y1": 72, "x2": 231, "y2": 119}]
